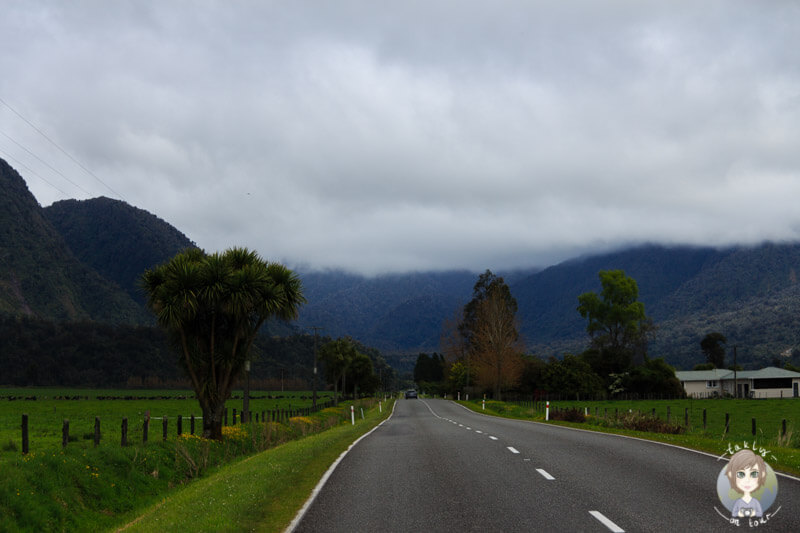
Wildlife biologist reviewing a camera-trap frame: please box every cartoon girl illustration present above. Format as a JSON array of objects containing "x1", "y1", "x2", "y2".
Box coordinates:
[{"x1": 725, "y1": 449, "x2": 767, "y2": 518}]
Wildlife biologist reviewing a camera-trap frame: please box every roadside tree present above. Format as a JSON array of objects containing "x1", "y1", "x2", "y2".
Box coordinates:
[
  {"x1": 319, "y1": 337, "x2": 360, "y2": 404},
  {"x1": 141, "y1": 247, "x2": 304, "y2": 440},
  {"x1": 577, "y1": 270, "x2": 653, "y2": 378},
  {"x1": 470, "y1": 286, "x2": 525, "y2": 400}
]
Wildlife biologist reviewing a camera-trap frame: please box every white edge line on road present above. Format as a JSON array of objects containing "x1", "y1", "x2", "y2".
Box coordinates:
[
  {"x1": 489, "y1": 436, "x2": 498, "y2": 440},
  {"x1": 284, "y1": 399, "x2": 398, "y2": 533},
  {"x1": 507, "y1": 446, "x2": 520, "y2": 454},
  {"x1": 536, "y1": 468, "x2": 555, "y2": 480},
  {"x1": 448, "y1": 401, "x2": 800, "y2": 483},
  {"x1": 589, "y1": 510, "x2": 624, "y2": 532}
]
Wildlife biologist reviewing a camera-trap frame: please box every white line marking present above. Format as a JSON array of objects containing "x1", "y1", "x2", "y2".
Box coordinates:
[
  {"x1": 489, "y1": 436, "x2": 498, "y2": 440},
  {"x1": 458, "y1": 424, "x2": 464, "y2": 427},
  {"x1": 536, "y1": 468, "x2": 555, "y2": 480},
  {"x1": 475, "y1": 430, "x2": 483, "y2": 434},
  {"x1": 589, "y1": 511, "x2": 624, "y2": 532},
  {"x1": 286, "y1": 400, "x2": 397, "y2": 532},
  {"x1": 466, "y1": 427, "x2": 471, "y2": 430},
  {"x1": 507, "y1": 446, "x2": 520, "y2": 454}
]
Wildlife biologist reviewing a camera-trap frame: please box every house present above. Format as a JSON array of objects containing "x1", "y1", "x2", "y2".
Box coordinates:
[{"x1": 675, "y1": 367, "x2": 800, "y2": 399}]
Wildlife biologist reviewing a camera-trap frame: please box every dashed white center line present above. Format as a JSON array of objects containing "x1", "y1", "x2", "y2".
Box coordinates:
[
  {"x1": 466, "y1": 427, "x2": 471, "y2": 430},
  {"x1": 536, "y1": 468, "x2": 555, "y2": 480},
  {"x1": 489, "y1": 436, "x2": 498, "y2": 441},
  {"x1": 475, "y1": 430, "x2": 483, "y2": 434},
  {"x1": 507, "y1": 446, "x2": 520, "y2": 454},
  {"x1": 589, "y1": 511, "x2": 624, "y2": 532}
]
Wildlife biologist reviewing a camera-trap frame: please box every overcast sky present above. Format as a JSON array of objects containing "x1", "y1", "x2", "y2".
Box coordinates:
[{"x1": 2, "y1": 1, "x2": 799, "y2": 275}]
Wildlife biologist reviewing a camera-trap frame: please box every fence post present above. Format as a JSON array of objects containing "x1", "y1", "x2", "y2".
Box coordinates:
[
  {"x1": 62, "y1": 419, "x2": 69, "y2": 449},
  {"x1": 22, "y1": 414, "x2": 29, "y2": 455},
  {"x1": 177, "y1": 415, "x2": 182, "y2": 436},
  {"x1": 143, "y1": 416, "x2": 149, "y2": 444},
  {"x1": 94, "y1": 417, "x2": 101, "y2": 447},
  {"x1": 162, "y1": 416, "x2": 168, "y2": 442},
  {"x1": 684, "y1": 408, "x2": 689, "y2": 428},
  {"x1": 703, "y1": 409, "x2": 707, "y2": 431},
  {"x1": 121, "y1": 418, "x2": 128, "y2": 447},
  {"x1": 724, "y1": 413, "x2": 730, "y2": 435},
  {"x1": 652, "y1": 408, "x2": 656, "y2": 418},
  {"x1": 233, "y1": 409, "x2": 237, "y2": 425},
  {"x1": 782, "y1": 419, "x2": 787, "y2": 437},
  {"x1": 190, "y1": 415, "x2": 195, "y2": 435}
]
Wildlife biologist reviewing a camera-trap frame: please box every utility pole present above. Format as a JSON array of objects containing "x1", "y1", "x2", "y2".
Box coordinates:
[
  {"x1": 310, "y1": 326, "x2": 324, "y2": 408},
  {"x1": 733, "y1": 346, "x2": 738, "y2": 399}
]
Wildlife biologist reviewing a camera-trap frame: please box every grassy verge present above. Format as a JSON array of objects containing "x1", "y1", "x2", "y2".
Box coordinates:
[
  {"x1": 0, "y1": 397, "x2": 390, "y2": 532},
  {"x1": 120, "y1": 398, "x2": 394, "y2": 532},
  {"x1": 459, "y1": 399, "x2": 800, "y2": 477}
]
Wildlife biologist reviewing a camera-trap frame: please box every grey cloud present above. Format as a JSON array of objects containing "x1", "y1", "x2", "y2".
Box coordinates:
[{"x1": 1, "y1": 1, "x2": 799, "y2": 274}]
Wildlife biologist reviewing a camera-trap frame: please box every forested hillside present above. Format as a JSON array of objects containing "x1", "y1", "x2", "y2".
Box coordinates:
[
  {"x1": 44, "y1": 197, "x2": 196, "y2": 304},
  {"x1": 0, "y1": 159, "x2": 146, "y2": 324}
]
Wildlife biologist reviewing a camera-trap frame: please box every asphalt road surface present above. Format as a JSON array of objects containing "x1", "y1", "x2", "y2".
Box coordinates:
[{"x1": 292, "y1": 399, "x2": 800, "y2": 532}]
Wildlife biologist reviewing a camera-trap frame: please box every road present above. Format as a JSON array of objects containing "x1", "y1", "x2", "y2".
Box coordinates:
[{"x1": 292, "y1": 399, "x2": 800, "y2": 532}]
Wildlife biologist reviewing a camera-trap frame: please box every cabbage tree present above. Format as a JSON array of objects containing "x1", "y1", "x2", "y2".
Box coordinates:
[{"x1": 142, "y1": 247, "x2": 304, "y2": 439}]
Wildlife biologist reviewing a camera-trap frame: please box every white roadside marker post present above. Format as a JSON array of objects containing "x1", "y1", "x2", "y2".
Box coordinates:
[
  {"x1": 351, "y1": 405, "x2": 355, "y2": 425},
  {"x1": 546, "y1": 400, "x2": 550, "y2": 421}
]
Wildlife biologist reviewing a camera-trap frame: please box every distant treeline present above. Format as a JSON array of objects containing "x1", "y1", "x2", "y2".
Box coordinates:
[{"x1": 0, "y1": 315, "x2": 397, "y2": 390}]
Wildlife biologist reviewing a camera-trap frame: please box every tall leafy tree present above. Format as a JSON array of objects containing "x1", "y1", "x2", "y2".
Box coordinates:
[
  {"x1": 471, "y1": 289, "x2": 525, "y2": 399},
  {"x1": 141, "y1": 247, "x2": 304, "y2": 440},
  {"x1": 577, "y1": 270, "x2": 653, "y2": 378},
  {"x1": 319, "y1": 337, "x2": 360, "y2": 404},
  {"x1": 700, "y1": 332, "x2": 727, "y2": 368}
]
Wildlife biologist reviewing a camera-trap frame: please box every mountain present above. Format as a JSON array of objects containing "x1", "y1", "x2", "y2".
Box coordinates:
[
  {"x1": 0, "y1": 159, "x2": 146, "y2": 323},
  {"x1": 44, "y1": 196, "x2": 196, "y2": 304},
  {"x1": 295, "y1": 270, "x2": 478, "y2": 352},
  {"x1": 295, "y1": 243, "x2": 800, "y2": 371},
  {"x1": 4, "y1": 156, "x2": 800, "y2": 374}
]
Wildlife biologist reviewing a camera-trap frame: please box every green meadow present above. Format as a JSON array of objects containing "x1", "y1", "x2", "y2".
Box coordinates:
[{"x1": 0, "y1": 388, "x2": 331, "y2": 454}]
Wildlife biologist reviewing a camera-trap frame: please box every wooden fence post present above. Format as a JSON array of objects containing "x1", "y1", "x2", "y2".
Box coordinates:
[
  {"x1": 684, "y1": 408, "x2": 689, "y2": 428},
  {"x1": 143, "y1": 416, "x2": 149, "y2": 444},
  {"x1": 121, "y1": 417, "x2": 128, "y2": 447},
  {"x1": 22, "y1": 414, "x2": 29, "y2": 455},
  {"x1": 177, "y1": 415, "x2": 182, "y2": 436},
  {"x1": 703, "y1": 409, "x2": 707, "y2": 431},
  {"x1": 162, "y1": 416, "x2": 168, "y2": 441},
  {"x1": 62, "y1": 420, "x2": 69, "y2": 449},
  {"x1": 94, "y1": 417, "x2": 101, "y2": 447},
  {"x1": 190, "y1": 415, "x2": 195, "y2": 435},
  {"x1": 724, "y1": 413, "x2": 730, "y2": 435}
]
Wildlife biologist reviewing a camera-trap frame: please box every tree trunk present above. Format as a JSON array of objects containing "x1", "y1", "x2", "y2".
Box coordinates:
[{"x1": 202, "y1": 400, "x2": 226, "y2": 440}]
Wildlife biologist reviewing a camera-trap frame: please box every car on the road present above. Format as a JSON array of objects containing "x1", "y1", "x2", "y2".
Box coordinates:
[{"x1": 404, "y1": 390, "x2": 418, "y2": 399}]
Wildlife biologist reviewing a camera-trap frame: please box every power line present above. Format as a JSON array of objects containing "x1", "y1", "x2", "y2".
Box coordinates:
[
  {"x1": 0, "y1": 130, "x2": 91, "y2": 196},
  {"x1": 0, "y1": 147, "x2": 69, "y2": 196},
  {"x1": 0, "y1": 95, "x2": 127, "y2": 202}
]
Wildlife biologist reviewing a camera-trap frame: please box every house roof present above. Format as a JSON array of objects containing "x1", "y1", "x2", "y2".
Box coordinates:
[
  {"x1": 675, "y1": 369, "x2": 732, "y2": 381},
  {"x1": 675, "y1": 366, "x2": 800, "y2": 382}
]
